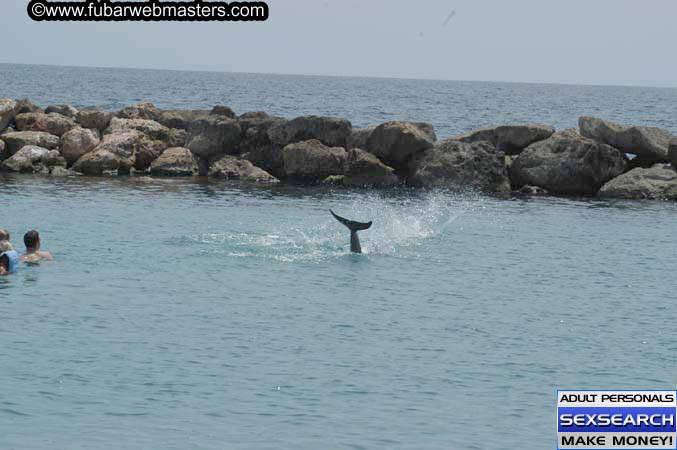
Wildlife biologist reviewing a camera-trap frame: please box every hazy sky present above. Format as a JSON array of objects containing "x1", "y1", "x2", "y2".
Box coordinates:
[{"x1": 2, "y1": 0, "x2": 677, "y2": 87}]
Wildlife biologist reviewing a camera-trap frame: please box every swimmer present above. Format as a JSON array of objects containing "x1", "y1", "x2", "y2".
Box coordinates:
[
  {"x1": 19, "y1": 230, "x2": 53, "y2": 263},
  {"x1": 0, "y1": 241, "x2": 20, "y2": 275},
  {"x1": 0, "y1": 228, "x2": 9, "y2": 241}
]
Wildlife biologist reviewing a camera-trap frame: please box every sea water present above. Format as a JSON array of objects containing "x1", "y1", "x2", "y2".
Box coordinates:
[{"x1": 1, "y1": 65, "x2": 677, "y2": 450}]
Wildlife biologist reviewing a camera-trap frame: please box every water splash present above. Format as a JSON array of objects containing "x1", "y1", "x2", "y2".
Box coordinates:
[{"x1": 184, "y1": 190, "x2": 480, "y2": 263}]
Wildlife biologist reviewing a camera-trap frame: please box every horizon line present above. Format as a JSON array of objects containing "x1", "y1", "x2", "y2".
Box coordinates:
[{"x1": 1, "y1": 60, "x2": 677, "y2": 91}]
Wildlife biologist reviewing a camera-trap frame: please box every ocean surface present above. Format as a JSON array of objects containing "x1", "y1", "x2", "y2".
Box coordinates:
[{"x1": 1, "y1": 64, "x2": 677, "y2": 450}]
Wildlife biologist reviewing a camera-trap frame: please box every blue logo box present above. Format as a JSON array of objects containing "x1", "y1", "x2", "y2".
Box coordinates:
[{"x1": 557, "y1": 390, "x2": 677, "y2": 450}]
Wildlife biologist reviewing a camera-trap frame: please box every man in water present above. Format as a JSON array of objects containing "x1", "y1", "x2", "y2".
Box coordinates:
[{"x1": 20, "y1": 230, "x2": 54, "y2": 263}]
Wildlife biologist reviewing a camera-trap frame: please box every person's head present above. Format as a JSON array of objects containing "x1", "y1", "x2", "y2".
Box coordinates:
[
  {"x1": 0, "y1": 241, "x2": 13, "y2": 253},
  {"x1": 0, "y1": 229, "x2": 9, "y2": 241},
  {"x1": 24, "y1": 230, "x2": 40, "y2": 251}
]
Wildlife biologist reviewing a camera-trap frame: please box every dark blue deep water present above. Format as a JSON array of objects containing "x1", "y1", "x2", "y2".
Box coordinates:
[{"x1": 1, "y1": 64, "x2": 677, "y2": 450}]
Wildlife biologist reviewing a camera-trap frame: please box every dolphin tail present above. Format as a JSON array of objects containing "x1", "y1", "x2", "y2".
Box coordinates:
[{"x1": 330, "y1": 210, "x2": 372, "y2": 232}]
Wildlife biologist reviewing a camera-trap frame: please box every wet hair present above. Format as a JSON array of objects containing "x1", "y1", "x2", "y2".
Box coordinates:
[
  {"x1": 0, "y1": 229, "x2": 8, "y2": 241},
  {"x1": 0, "y1": 254, "x2": 8, "y2": 272},
  {"x1": 24, "y1": 230, "x2": 40, "y2": 249}
]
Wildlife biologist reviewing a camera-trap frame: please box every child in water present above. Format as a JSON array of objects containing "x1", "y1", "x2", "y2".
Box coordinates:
[{"x1": 0, "y1": 240, "x2": 19, "y2": 275}]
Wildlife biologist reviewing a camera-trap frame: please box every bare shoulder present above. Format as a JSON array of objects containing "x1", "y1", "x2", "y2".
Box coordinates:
[
  {"x1": 38, "y1": 251, "x2": 54, "y2": 261},
  {"x1": 20, "y1": 254, "x2": 36, "y2": 262}
]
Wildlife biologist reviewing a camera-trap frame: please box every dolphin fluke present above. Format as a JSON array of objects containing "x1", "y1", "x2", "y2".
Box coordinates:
[
  {"x1": 330, "y1": 210, "x2": 372, "y2": 254},
  {"x1": 330, "y1": 210, "x2": 372, "y2": 231}
]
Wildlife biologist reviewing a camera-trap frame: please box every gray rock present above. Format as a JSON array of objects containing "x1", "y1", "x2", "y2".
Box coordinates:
[
  {"x1": 210, "y1": 105, "x2": 236, "y2": 118},
  {"x1": 186, "y1": 115, "x2": 241, "y2": 160},
  {"x1": 0, "y1": 139, "x2": 6, "y2": 161},
  {"x1": 282, "y1": 139, "x2": 347, "y2": 181},
  {"x1": 408, "y1": 139, "x2": 511, "y2": 192},
  {"x1": 137, "y1": 141, "x2": 169, "y2": 172},
  {"x1": 1, "y1": 131, "x2": 60, "y2": 155},
  {"x1": 73, "y1": 130, "x2": 151, "y2": 175},
  {"x1": 412, "y1": 122, "x2": 437, "y2": 143},
  {"x1": 238, "y1": 113, "x2": 287, "y2": 178},
  {"x1": 579, "y1": 116, "x2": 672, "y2": 165},
  {"x1": 670, "y1": 137, "x2": 677, "y2": 171},
  {"x1": 150, "y1": 147, "x2": 199, "y2": 177},
  {"x1": 168, "y1": 128, "x2": 187, "y2": 148},
  {"x1": 116, "y1": 102, "x2": 161, "y2": 121},
  {"x1": 453, "y1": 124, "x2": 555, "y2": 155},
  {"x1": 72, "y1": 149, "x2": 124, "y2": 176},
  {"x1": 49, "y1": 166, "x2": 80, "y2": 177},
  {"x1": 269, "y1": 116, "x2": 352, "y2": 147},
  {"x1": 598, "y1": 164, "x2": 677, "y2": 200},
  {"x1": 60, "y1": 127, "x2": 100, "y2": 165},
  {"x1": 238, "y1": 111, "x2": 271, "y2": 120},
  {"x1": 511, "y1": 129, "x2": 627, "y2": 195},
  {"x1": 45, "y1": 104, "x2": 78, "y2": 118},
  {"x1": 209, "y1": 155, "x2": 277, "y2": 182},
  {"x1": 157, "y1": 110, "x2": 209, "y2": 130},
  {"x1": 347, "y1": 126, "x2": 376, "y2": 150},
  {"x1": 76, "y1": 108, "x2": 114, "y2": 131},
  {"x1": 366, "y1": 121, "x2": 435, "y2": 168},
  {"x1": 343, "y1": 148, "x2": 398, "y2": 187},
  {"x1": 0, "y1": 98, "x2": 17, "y2": 132},
  {"x1": 105, "y1": 117, "x2": 173, "y2": 142},
  {"x1": 1, "y1": 146, "x2": 65, "y2": 173},
  {"x1": 512, "y1": 185, "x2": 549, "y2": 196},
  {"x1": 322, "y1": 175, "x2": 345, "y2": 186},
  {"x1": 15, "y1": 112, "x2": 77, "y2": 137},
  {"x1": 14, "y1": 99, "x2": 43, "y2": 114}
]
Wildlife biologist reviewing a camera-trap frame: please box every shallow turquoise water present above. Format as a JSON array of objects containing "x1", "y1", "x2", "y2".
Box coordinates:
[{"x1": 1, "y1": 174, "x2": 676, "y2": 449}]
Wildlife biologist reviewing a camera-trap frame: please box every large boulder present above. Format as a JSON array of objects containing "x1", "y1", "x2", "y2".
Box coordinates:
[
  {"x1": 1, "y1": 145, "x2": 65, "y2": 173},
  {"x1": 150, "y1": 147, "x2": 199, "y2": 177},
  {"x1": 343, "y1": 148, "x2": 398, "y2": 187},
  {"x1": 45, "y1": 104, "x2": 78, "y2": 118},
  {"x1": 134, "y1": 141, "x2": 166, "y2": 172},
  {"x1": 599, "y1": 164, "x2": 677, "y2": 200},
  {"x1": 0, "y1": 98, "x2": 17, "y2": 132},
  {"x1": 408, "y1": 139, "x2": 511, "y2": 192},
  {"x1": 105, "y1": 117, "x2": 173, "y2": 142},
  {"x1": 579, "y1": 116, "x2": 672, "y2": 166},
  {"x1": 282, "y1": 139, "x2": 347, "y2": 181},
  {"x1": 14, "y1": 99, "x2": 43, "y2": 114},
  {"x1": 453, "y1": 124, "x2": 555, "y2": 155},
  {"x1": 269, "y1": 116, "x2": 352, "y2": 147},
  {"x1": 60, "y1": 127, "x2": 100, "y2": 165},
  {"x1": 157, "y1": 110, "x2": 209, "y2": 130},
  {"x1": 76, "y1": 108, "x2": 114, "y2": 131},
  {"x1": 15, "y1": 112, "x2": 77, "y2": 137},
  {"x1": 511, "y1": 129, "x2": 627, "y2": 195},
  {"x1": 0, "y1": 139, "x2": 6, "y2": 161},
  {"x1": 366, "y1": 121, "x2": 435, "y2": 169},
  {"x1": 347, "y1": 126, "x2": 376, "y2": 150},
  {"x1": 186, "y1": 115, "x2": 241, "y2": 161},
  {"x1": 73, "y1": 130, "x2": 150, "y2": 175},
  {"x1": 238, "y1": 112, "x2": 287, "y2": 177},
  {"x1": 670, "y1": 137, "x2": 677, "y2": 171},
  {"x1": 1, "y1": 131, "x2": 60, "y2": 155},
  {"x1": 209, "y1": 155, "x2": 277, "y2": 182},
  {"x1": 72, "y1": 149, "x2": 124, "y2": 176},
  {"x1": 116, "y1": 102, "x2": 161, "y2": 121}
]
